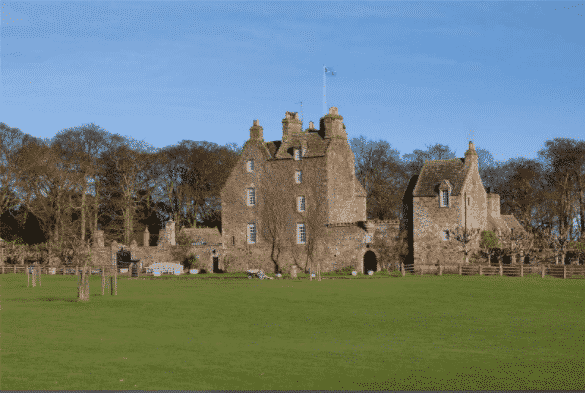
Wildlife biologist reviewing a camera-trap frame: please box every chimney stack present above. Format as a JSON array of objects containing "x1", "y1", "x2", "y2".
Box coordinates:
[
  {"x1": 282, "y1": 111, "x2": 302, "y2": 143},
  {"x1": 321, "y1": 107, "x2": 347, "y2": 140},
  {"x1": 249, "y1": 119, "x2": 263, "y2": 141},
  {"x1": 464, "y1": 141, "x2": 478, "y2": 168}
]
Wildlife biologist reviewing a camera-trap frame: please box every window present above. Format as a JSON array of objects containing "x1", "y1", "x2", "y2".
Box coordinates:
[
  {"x1": 298, "y1": 196, "x2": 305, "y2": 212},
  {"x1": 294, "y1": 148, "x2": 301, "y2": 161},
  {"x1": 442, "y1": 230, "x2": 450, "y2": 241},
  {"x1": 511, "y1": 228, "x2": 514, "y2": 236},
  {"x1": 295, "y1": 170, "x2": 302, "y2": 184},
  {"x1": 247, "y1": 188, "x2": 255, "y2": 206},
  {"x1": 297, "y1": 223, "x2": 306, "y2": 244},
  {"x1": 232, "y1": 236, "x2": 235, "y2": 246},
  {"x1": 441, "y1": 190, "x2": 449, "y2": 207},
  {"x1": 302, "y1": 147, "x2": 307, "y2": 157},
  {"x1": 247, "y1": 224, "x2": 256, "y2": 244},
  {"x1": 467, "y1": 197, "x2": 470, "y2": 206},
  {"x1": 246, "y1": 160, "x2": 254, "y2": 172}
]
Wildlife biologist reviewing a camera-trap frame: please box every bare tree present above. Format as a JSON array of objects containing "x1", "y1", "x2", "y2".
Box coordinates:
[
  {"x1": 260, "y1": 167, "x2": 288, "y2": 274},
  {"x1": 448, "y1": 226, "x2": 482, "y2": 264}
]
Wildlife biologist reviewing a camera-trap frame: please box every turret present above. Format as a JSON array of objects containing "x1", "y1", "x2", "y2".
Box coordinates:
[
  {"x1": 320, "y1": 107, "x2": 347, "y2": 140},
  {"x1": 249, "y1": 119, "x2": 264, "y2": 141}
]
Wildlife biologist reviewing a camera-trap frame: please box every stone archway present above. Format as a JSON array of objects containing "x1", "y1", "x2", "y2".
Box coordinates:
[{"x1": 363, "y1": 250, "x2": 378, "y2": 274}]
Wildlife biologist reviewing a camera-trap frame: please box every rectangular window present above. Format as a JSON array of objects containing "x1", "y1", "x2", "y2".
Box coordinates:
[
  {"x1": 295, "y1": 170, "x2": 302, "y2": 184},
  {"x1": 294, "y1": 148, "x2": 301, "y2": 161},
  {"x1": 467, "y1": 197, "x2": 470, "y2": 206},
  {"x1": 247, "y1": 188, "x2": 255, "y2": 206},
  {"x1": 441, "y1": 190, "x2": 449, "y2": 207},
  {"x1": 232, "y1": 236, "x2": 235, "y2": 246},
  {"x1": 247, "y1": 224, "x2": 256, "y2": 244},
  {"x1": 443, "y1": 230, "x2": 450, "y2": 241},
  {"x1": 298, "y1": 196, "x2": 305, "y2": 212},
  {"x1": 246, "y1": 160, "x2": 254, "y2": 172},
  {"x1": 297, "y1": 223, "x2": 306, "y2": 244}
]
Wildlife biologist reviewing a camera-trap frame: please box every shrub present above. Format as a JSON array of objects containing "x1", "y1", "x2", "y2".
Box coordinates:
[{"x1": 334, "y1": 265, "x2": 356, "y2": 275}]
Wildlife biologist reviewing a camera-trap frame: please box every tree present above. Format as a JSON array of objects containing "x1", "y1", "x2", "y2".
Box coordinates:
[
  {"x1": 260, "y1": 167, "x2": 288, "y2": 274},
  {"x1": 304, "y1": 183, "x2": 327, "y2": 281},
  {"x1": 479, "y1": 230, "x2": 502, "y2": 264},
  {"x1": 449, "y1": 226, "x2": 482, "y2": 264}
]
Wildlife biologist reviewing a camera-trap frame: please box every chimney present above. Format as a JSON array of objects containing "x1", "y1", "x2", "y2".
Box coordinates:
[
  {"x1": 309, "y1": 121, "x2": 315, "y2": 130},
  {"x1": 282, "y1": 111, "x2": 302, "y2": 143},
  {"x1": 321, "y1": 107, "x2": 347, "y2": 140},
  {"x1": 249, "y1": 119, "x2": 263, "y2": 141},
  {"x1": 464, "y1": 141, "x2": 478, "y2": 168}
]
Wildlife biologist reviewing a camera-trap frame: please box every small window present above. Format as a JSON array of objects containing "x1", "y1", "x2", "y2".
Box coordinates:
[
  {"x1": 295, "y1": 170, "x2": 302, "y2": 184},
  {"x1": 442, "y1": 230, "x2": 450, "y2": 241},
  {"x1": 298, "y1": 196, "x2": 305, "y2": 212},
  {"x1": 297, "y1": 223, "x2": 306, "y2": 244},
  {"x1": 246, "y1": 160, "x2": 254, "y2": 172},
  {"x1": 247, "y1": 224, "x2": 256, "y2": 244},
  {"x1": 232, "y1": 236, "x2": 235, "y2": 246},
  {"x1": 294, "y1": 148, "x2": 301, "y2": 161},
  {"x1": 247, "y1": 188, "x2": 255, "y2": 206},
  {"x1": 441, "y1": 190, "x2": 449, "y2": 207},
  {"x1": 467, "y1": 197, "x2": 470, "y2": 206},
  {"x1": 511, "y1": 228, "x2": 514, "y2": 236}
]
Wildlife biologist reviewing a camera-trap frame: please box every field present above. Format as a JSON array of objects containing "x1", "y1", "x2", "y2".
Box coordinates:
[{"x1": 2, "y1": 271, "x2": 583, "y2": 390}]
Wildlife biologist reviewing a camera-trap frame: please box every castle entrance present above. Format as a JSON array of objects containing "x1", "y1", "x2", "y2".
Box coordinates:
[
  {"x1": 212, "y1": 257, "x2": 219, "y2": 273},
  {"x1": 363, "y1": 251, "x2": 378, "y2": 274}
]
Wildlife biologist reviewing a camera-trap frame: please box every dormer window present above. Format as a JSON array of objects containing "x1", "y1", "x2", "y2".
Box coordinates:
[
  {"x1": 297, "y1": 196, "x2": 305, "y2": 212},
  {"x1": 247, "y1": 188, "x2": 256, "y2": 206},
  {"x1": 439, "y1": 180, "x2": 452, "y2": 208},
  {"x1": 294, "y1": 148, "x2": 301, "y2": 161},
  {"x1": 295, "y1": 170, "x2": 302, "y2": 184},
  {"x1": 246, "y1": 160, "x2": 254, "y2": 172},
  {"x1": 441, "y1": 190, "x2": 449, "y2": 207}
]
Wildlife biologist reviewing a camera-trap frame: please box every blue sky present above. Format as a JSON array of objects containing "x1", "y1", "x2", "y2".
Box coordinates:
[{"x1": 1, "y1": 1, "x2": 584, "y2": 165}]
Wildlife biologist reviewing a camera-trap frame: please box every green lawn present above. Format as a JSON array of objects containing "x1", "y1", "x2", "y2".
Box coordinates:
[{"x1": 1, "y1": 272, "x2": 583, "y2": 390}]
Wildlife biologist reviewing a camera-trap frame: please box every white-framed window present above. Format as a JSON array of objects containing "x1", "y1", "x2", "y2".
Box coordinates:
[
  {"x1": 247, "y1": 188, "x2": 255, "y2": 206},
  {"x1": 297, "y1": 196, "x2": 305, "y2": 212},
  {"x1": 294, "y1": 148, "x2": 301, "y2": 161},
  {"x1": 441, "y1": 190, "x2": 449, "y2": 207},
  {"x1": 247, "y1": 223, "x2": 256, "y2": 244},
  {"x1": 442, "y1": 230, "x2": 450, "y2": 241},
  {"x1": 297, "y1": 223, "x2": 306, "y2": 244},
  {"x1": 295, "y1": 170, "x2": 302, "y2": 184},
  {"x1": 246, "y1": 160, "x2": 254, "y2": 172}
]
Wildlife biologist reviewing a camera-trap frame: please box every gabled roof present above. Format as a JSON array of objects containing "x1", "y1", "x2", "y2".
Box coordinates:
[
  {"x1": 178, "y1": 227, "x2": 222, "y2": 245},
  {"x1": 412, "y1": 158, "x2": 470, "y2": 197},
  {"x1": 501, "y1": 215, "x2": 527, "y2": 236}
]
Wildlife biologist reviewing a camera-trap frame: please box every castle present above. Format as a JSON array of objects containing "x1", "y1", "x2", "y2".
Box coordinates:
[{"x1": 219, "y1": 107, "x2": 527, "y2": 274}]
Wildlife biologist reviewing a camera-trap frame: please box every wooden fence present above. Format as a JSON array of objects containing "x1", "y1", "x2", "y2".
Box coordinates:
[{"x1": 400, "y1": 263, "x2": 585, "y2": 279}]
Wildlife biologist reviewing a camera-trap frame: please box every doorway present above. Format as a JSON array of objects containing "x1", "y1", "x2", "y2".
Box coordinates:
[{"x1": 363, "y1": 251, "x2": 378, "y2": 274}]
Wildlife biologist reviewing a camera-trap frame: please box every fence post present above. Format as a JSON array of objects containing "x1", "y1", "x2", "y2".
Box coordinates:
[
  {"x1": 564, "y1": 265, "x2": 566, "y2": 279},
  {"x1": 520, "y1": 265, "x2": 523, "y2": 277},
  {"x1": 38, "y1": 266, "x2": 41, "y2": 286},
  {"x1": 401, "y1": 263, "x2": 405, "y2": 277},
  {"x1": 479, "y1": 265, "x2": 482, "y2": 276},
  {"x1": 439, "y1": 265, "x2": 443, "y2": 276},
  {"x1": 459, "y1": 265, "x2": 462, "y2": 275},
  {"x1": 27, "y1": 264, "x2": 30, "y2": 287},
  {"x1": 542, "y1": 264, "x2": 545, "y2": 278},
  {"x1": 2, "y1": 266, "x2": 4, "y2": 274},
  {"x1": 14, "y1": 265, "x2": 16, "y2": 274}
]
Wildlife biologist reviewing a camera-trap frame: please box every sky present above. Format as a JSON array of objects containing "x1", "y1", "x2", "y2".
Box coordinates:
[{"x1": 1, "y1": 0, "x2": 584, "y2": 166}]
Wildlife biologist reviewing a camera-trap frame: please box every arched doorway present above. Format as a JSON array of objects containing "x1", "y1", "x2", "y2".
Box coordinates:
[{"x1": 363, "y1": 250, "x2": 378, "y2": 274}]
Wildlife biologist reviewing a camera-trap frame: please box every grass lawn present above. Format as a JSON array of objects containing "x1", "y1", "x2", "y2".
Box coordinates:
[{"x1": 1, "y1": 272, "x2": 583, "y2": 390}]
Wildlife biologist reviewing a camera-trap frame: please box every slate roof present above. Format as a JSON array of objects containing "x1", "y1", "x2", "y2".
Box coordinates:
[
  {"x1": 178, "y1": 227, "x2": 222, "y2": 245},
  {"x1": 412, "y1": 158, "x2": 471, "y2": 197},
  {"x1": 265, "y1": 131, "x2": 329, "y2": 159}
]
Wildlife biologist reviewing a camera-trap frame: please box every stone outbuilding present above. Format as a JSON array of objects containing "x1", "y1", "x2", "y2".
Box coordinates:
[{"x1": 401, "y1": 141, "x2": 526, "y2": 267}]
